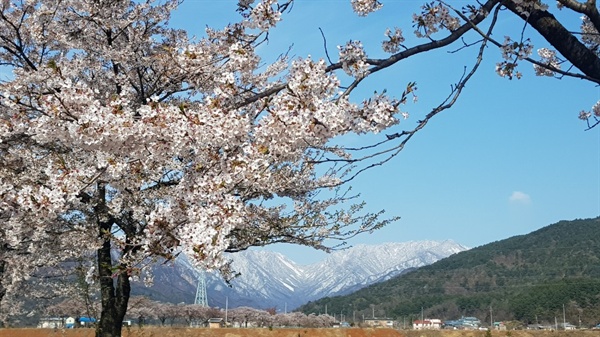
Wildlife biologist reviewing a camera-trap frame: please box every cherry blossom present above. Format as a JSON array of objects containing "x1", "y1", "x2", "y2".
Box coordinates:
[
  {"x1": 581, "y1": 15, "x2": 600, "y2": 53},
  {"x1": 413, "y1": 2, "x2": 461, "y2": 38},
  {"x1": 247, "y1": 0, "x2": 281, "y2": 31},
  {"x1": 510, "y1": 0, "x2": 549, "y2": 16},
  {"x1": 338, "y1": 40, "x2": 369, "y2": 78},
  {"x1": 351, "y1": 0, "x2": 383, "y2": 16},
  {"x1": 578, "y1": 101, "x2": 600, "y2": 121},
  {"x1": 533, "y1": 48, "x2": 561, "y2": 76},
  {"x1": 382, "y1": 27, "x2": 405, "y2": 54},
  {"x1": 495, "y1": 36, "x2": 534, "y2": 79}
]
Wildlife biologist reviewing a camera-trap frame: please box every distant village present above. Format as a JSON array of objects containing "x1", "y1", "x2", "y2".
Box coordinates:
[{"x1": 37, "y1": 311, "x2": 595, "y2": 331}]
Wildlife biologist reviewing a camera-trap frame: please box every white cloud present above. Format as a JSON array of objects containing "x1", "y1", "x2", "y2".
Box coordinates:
[{"x1": 509, "y1": 191, "x2": 532, "y2": 205}]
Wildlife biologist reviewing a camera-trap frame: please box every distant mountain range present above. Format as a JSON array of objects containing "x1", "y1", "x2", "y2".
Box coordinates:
[
  {"x1": 298, "y1": 217, "x2": 600, "y2": 327},
  {"x1": 132, "y1": 240, "x2": 468, "y2": 310}
]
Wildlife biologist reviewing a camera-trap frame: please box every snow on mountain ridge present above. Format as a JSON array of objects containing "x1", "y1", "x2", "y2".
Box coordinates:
[
  {"x1": 139, "y1": 240, "x2": 468, "y2": 311},
  {"x1": 206, "y1": 240, "x2": 468, "y2": 310}
]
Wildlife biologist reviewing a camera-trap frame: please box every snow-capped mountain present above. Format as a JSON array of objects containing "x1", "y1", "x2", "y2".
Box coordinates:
[{"x1": 132, "y1": 240, "x2": 468, "y2": 310}]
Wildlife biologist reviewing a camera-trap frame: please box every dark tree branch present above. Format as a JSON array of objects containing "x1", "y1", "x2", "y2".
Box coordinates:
[
  {"x1": 504, "y1": 1, "x2": 600, "y2": 82},
  {"x1": 558, "y1": 0, "x2": 600, "y2": 33},
  {"x1": 445, "y1": 2, "x2": 600, "y2": 83},
  {"x1": 235, "y1": 0, "x2": 501, "y2": 110}
]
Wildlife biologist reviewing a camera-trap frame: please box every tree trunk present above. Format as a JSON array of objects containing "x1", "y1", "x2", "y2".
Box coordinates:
[
  {"x1": 96, "y1": 231, "x2": 131, "y2": 337},
  {"x1": 0, "y1": 259, "x2": 5, "y2": 301},
  {"x1": 0, "y1": 258, "x2": 6, "y2": 327},
  {"x1": 94, "y1": 182, "x2": 130, "y2": 337},
  {"x1": 96, "y1": 221, "x2": 131, "y2": 337}
]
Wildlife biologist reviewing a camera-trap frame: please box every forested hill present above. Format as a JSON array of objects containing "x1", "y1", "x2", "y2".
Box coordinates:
[{"x1": 298, "y1": 217, "x2": 600, "y2": 327}]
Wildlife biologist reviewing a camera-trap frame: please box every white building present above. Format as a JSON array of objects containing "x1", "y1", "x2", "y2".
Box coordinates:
[{"x1": 38, "y1": 317, "x2": 64, "y2": 329}]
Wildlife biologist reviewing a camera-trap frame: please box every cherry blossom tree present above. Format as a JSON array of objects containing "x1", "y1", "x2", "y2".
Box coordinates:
[
  {"x1": 253, "y1": 309, "x2": 274, "y2": 328},
  {"x1": 0, "y1": 0, "x2": 401, "y2": 335},
  {"x1": 153, "y1": 302, "x2": 172, "y2": 326},
  {"x1": 125, "y1": 296, "x2": 156, "y2": 327},
  {"x1": 2, "y1": 0, "x2": 599, "y2": 336},
  {"x1": 228, "y1": 306, "x2": 277, "y2": 327},
  {"x1": 44, "y1": 297, "x2": 100, "y2": 320},
  {"x1": 162, "y1": 303, "x2": 180, "y2": 327},
  {"x1": 177, "y1": 304, "x2": 211, "y2": 327}
]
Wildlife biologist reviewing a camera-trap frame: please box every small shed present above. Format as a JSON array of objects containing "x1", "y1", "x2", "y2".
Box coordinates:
[
  {"x1": 208, "y1": 317, "x2": 224, "y2": 328},
  {"x1": 493, "y1": 321, "x2": 506, "y2": 330},
  {"x1": 65, "y1": 317, "x2": 76, "y2": 328}
]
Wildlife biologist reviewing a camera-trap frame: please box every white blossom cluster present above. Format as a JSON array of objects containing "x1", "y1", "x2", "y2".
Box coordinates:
[
  {"x1": 511, "y1": 0, "x2": 549, "y2": 16},
  {"x1": 350, "y1": 0, "x2": 383, "y2": 16},
  {"x1": 579, "y1": 101, "x2": 600, "y2": 120},
  {"x1": 412, "y1": 2, "x2": 461, "y2": 38},
  {"x1": 496, "y1": 36, "x2": 533, "y2": 79},
  {"x1": 382, "y1": 27, "x2": 405, "y2": 54},
  {"x1": 500, "y1": 36, "x2": 534, "y2": 60},
  {"x1": 338, "y1": 40, "x2": 369, "y2": 78},
  {"x1": 246, "y1": 0, "x2": 281, "y2": 31},
  {"x1": 533, "y1": 48, "x2": 561, "y2": 76},
  {"x1": 581, "y1": 15, "x2": 600, "y2": 54}
]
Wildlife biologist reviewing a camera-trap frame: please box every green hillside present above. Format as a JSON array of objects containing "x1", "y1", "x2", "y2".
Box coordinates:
[{"x1": 298, "y1": 217, "x2": 600, "y2": 327}]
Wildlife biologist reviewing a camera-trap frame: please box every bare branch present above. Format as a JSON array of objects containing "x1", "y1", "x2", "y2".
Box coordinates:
[{"x1": 319, "y1": 27, "x2": 334, "y2": 65}]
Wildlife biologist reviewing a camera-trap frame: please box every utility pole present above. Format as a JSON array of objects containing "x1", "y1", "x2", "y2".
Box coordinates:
[
  {"x1": 225, "y1": 296, "x2": 228, "y2": 326},
  {"x1": 490, "y1": 306, "x2": 493, "y2": 328},
  {"x1": 563, "y1": 304, "x2": 566, "y2": 329}
]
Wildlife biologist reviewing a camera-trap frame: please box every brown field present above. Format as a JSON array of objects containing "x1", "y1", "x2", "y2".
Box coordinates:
[
  {"x1": 0, "y1": 327, "x2": 400, "y2": 337},
  {"x1": 2, "y1": 328, "x2": 600, "y2": 337}
]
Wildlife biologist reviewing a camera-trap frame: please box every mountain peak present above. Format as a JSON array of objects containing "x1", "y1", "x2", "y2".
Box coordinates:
[{"x1": 134, "y1": 240, "x2": 468, "y2": 311}]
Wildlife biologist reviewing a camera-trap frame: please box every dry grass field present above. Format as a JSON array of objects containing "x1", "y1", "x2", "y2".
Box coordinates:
[
  {"x1": 2, "y1": 328, "x2": 600, "y2": 337},
  {"x1": 0, "y1": 327, "x2": 401, "y2": 337}
]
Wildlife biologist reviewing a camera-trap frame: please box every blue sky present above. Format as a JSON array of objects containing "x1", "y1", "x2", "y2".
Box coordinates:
[{"x1": 173, "y1": 1, "x2": 600, "y2": 264}]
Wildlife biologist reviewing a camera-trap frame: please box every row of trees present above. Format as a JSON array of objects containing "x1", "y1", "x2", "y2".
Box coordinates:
[
  {"x1": 1, "y1": 0, "x2": 599, "y2": 336},
  {"x1": 45, "y1": 296, "x2": 335, "y2": 328}
]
